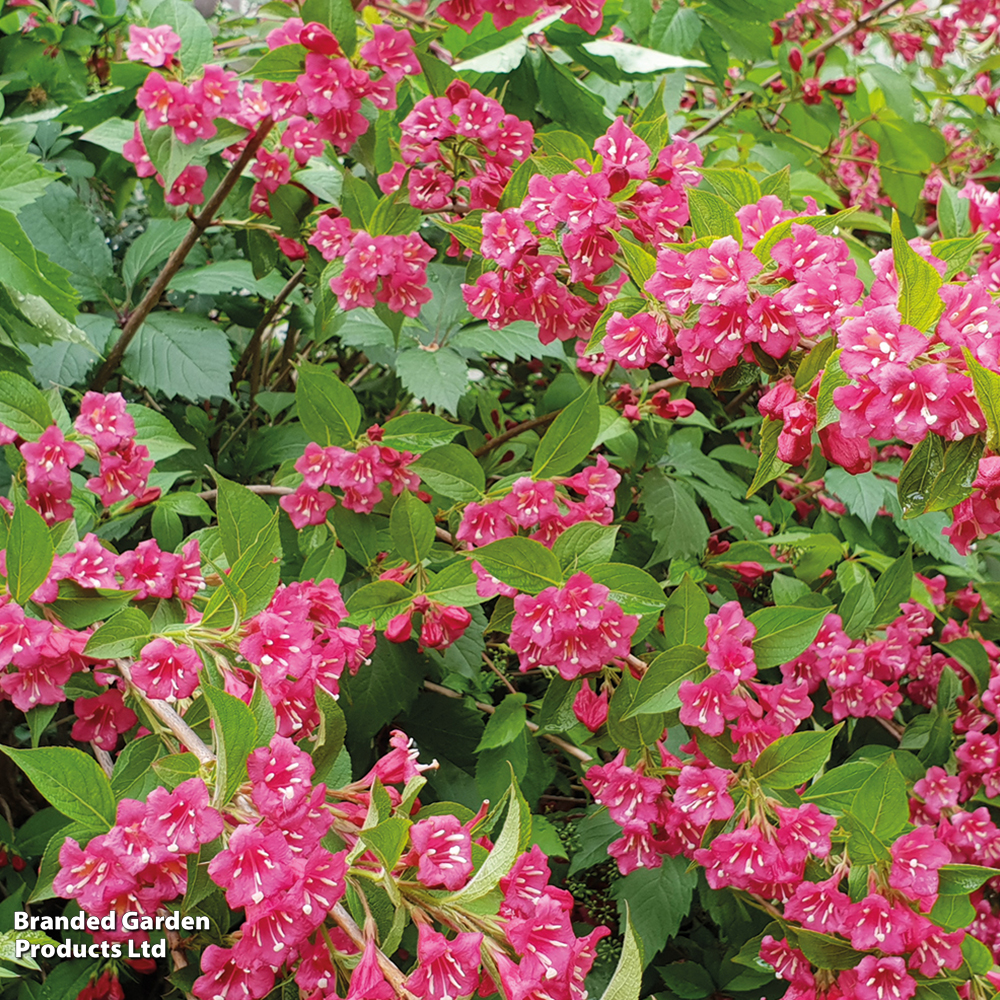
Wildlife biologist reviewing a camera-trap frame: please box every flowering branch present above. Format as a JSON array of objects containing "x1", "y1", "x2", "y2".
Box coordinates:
[
  {"x1": 472, "y1": 410, "x2": 560, "y2": 458},
  {"x1": 329, "y1": 904, "x2": 418, "y2": 999},
  {"x1": 91, "y1": 118, "x2": 276, "y2": 392}
]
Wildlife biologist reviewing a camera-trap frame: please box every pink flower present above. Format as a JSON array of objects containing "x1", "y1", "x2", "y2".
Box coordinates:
[
  {"x1": 247, "y1": 735, "x2": 316, "y2": 817},
  {"x1": 71, "y1": 689, "x2": 137, "y2": 751},
  {"x1": 208, "y1": 824, "x2": 295, "y2": 907},
  {"x1": 889, "y1": 826, "x2": 951, "y2": 896},
  {"x1": 164, "y1": 165, "x2": 208, "y2": 207},
  {"x1": 407, "y1": 814, "x2": 474, "y2": 891},
  {"x1": 192, "y1": 945, "x2": 275, "y2": 1000},
  {"x1": 131, "y1": 638, "x2": 201, "y2": 702},
  {"x1": 854, "y1": 956, "x2": 916, "y2": 1000},
  {"x1": 673, "y1": 765, "x2": 735, "y2": 825},
  {"x1": 126, "y1": 25, "x2": 181, "y2": 67},
  {"x1": 75, "y1": 392, "x2": 134, "y2": 451},
  {"x1": 404, "y1": 923, "x2": 483, "y2": 1000},
  {"x1": 572, "y1": 680, "x2": 609, "y2": 732}
]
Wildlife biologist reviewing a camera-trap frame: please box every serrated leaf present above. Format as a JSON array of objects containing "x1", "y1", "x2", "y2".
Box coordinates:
[
  {"x1": 296, "y1": 363, "x2": 361, "y2": 446},
  {"x1": 532, "y1": 383, "x2": 601, "y2": 478},
  {"x1": 752, "y1": 725, "x2": 841, "y2": 789},
  {"x1": 390, "y1": 491, "x2": 435, "y2": 565},
  {"x1": 472, "y1": 536, "x2": 563, "y2": 595},
  {"x1": 748, "y1": 605, "x2": 827, "y2": 669},
  {"x1": 7, "y1": 496, "x2": 53, "y2": 604},
  {"x1": 892, "y1": 210, "x2": 943, "y2": 333}
]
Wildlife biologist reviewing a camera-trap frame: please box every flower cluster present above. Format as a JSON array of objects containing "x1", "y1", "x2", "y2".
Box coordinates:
[
  {"x1": 280, "y1": 428, "x2": 421, "y2": 527},
  {"x1": 435, "y1": 0, "x2": 606, "y2": 34},
  {"x1": 509, "y1": 571, "x2": 638, "y2": 680},
  {"x1": 233, "y1": 578, "x2": 375, "y2": 737},
  {"x1": 385, "y1": 594, "x2": 472, "y2": 652},
  {"x1": 307, "y1": 215, "x2": 436, "y2": 317},
  {"x1": 379, "y1": 80, "x2": 534, "y2": 215},
  {"x1": 54, "y1": 778, "x2": 222, "y2": 938}
]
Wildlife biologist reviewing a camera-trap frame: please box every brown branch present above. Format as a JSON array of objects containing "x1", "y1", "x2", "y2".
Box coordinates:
[
  {"x1": 689, "y1": 0, "x2": 901, "y2": 140},
  {"x1": 91, "y1": 118, "x2": 276, "y2": 391},
  {"x1": 472, "y1": 411, "x2": 559, "y2": 458},
  {"x1": 424, "y1": 680, "x2": 593, "y2": 763},
  {"x1": 232, "y1": 265, "x2": 307, "y2": 387}
]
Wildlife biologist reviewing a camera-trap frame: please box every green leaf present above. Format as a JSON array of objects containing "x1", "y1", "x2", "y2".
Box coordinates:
[
  {"x1": 311, "y1": 687, "x2": 347, "y2": 784},
  {"x1": 931, "y1": 233, "x2": 988, "y2": 281},
  {"x1": 381, "y1": 413, "x2": 469, "y2": 450},
  {"x1": 844, "y1": 755, "x2": 909, "y2": 860},
  {"x1": 925, "y1": 434, "x2": 984, "y2": 512},
  {"x1": 897, "y1": 432, "x2": 944, "y2": 517},
  {"x1": 687, "y1": 187, "x2": 741, "y2": 241},
  {"x1": 249, "y1": 43, "x2": 307, "y2": 81},
  {"x1": 127, "y1": 404, "x2": 194, "y2": 462},
  {"x1": 295, "y1": 363, "x2": 361, "y2": 446},
  {"x1": 839, "y1": 578, "x2": 875, "y2": 639},
  {"x1": 122, "y1": 219, "x2": 188, "y2": 293},
  {"x1": 110, "y1": 736, "x2": 161, "y2": 802},
  {"x1": 453, "y1": 36, "x2": 529, "y2": 74},
  {"x1": 747, "y1": 605, "x2": 827, "y2": 669},
  {"x1": 928, "y1": 891, "x2": 975, "y2": 933},
  {"x1": 362, "y1": 816, "x2": 411, "y2": 872},
  {"x1": 123, "y1": 313, "x2": 232, "y2": 401},
  {"x1": 640, "y1": 471, "x2": 709, "y2": 560},
  {"x1": 802, "y1": 761, "x2": 876, "y2": 815},
  {"x1": 892, "y1": 211, "x2": 943, "y2": 333},
  {"x1": 870, "y1": 546, "x2": 913, "y2": 626},
  {"x1": 599, "y1": 903, "x2": 645, "y2": 1000},
  {"x1": 662, "y1": 575, "x2": 709, "y2": 648},
  {"x1": 203, "y1": 684, "x2": 257, "y2": 808},
  {"x1": 150, "y1": 0, "x2": 214, "y2": 70},
  {"x1": 699, "y1": 167, "x2": 762, "y2": 210},
  {"x1": 152, "y1": 753, "x2": 201, "y2": 788},
  {"x1": 300, "y1": 0, "x2": 356, "y2": 53},
  {"x1": 618, "y1": 233, "x2": 659, "y2": 289},
  {"x1": 477, "y1": 692, "x2": 528, "y2": 750},
  {"x1": 608, "y1": 670, "x2": 666, "y2": 750},
  {"x1": 588, "y1": 563, "x2": 667, "y2": 617},
  {"x1": 0, "y1": 143, "x2": 56, "y2": 215},
  {"x1": 17, "y1": 184, "x2": 113, "y2": 301},
  {"x1": 611, "y1": 856, "x2": 697, "y2": 966},
  {"x1": 937, "y1": 864, "x2": 998, "y2": 894},
  {"x1": 552, "y1": 522, "x2": 620, "y2": 572},
  {"x1": 201, "y1": 514, "x2": 281, "y2": 628},
  {"x1": 938, "y1": 638, "x2": 990, "y2": 693},
  {"x1": 215, "y1": 474, "x2": 277, "y2": 567},
  {"x1": 472, "y1": 536, "x2": 563, "y2": 595},
  {"x1": 752, "y1": 725, "x2": 841, "y2": 789},
  {"x1": 0, "y1": 208, "x2": 79, "y2": 320},
  {"x1": 0, "y1": 370, "x2": 53, "y2": 438},
  {"x1": 937, "y1": 181, "x2": 971, "y2": 239},
  {"x1": 793, "y1": 929, "x2": 867, "y2": 971},
  {"x1": 396, "y1": 347, "x2": 468, "y2": 415},
  {"x1": 580, "y1": 38, "x2": 706, "y2": 74},
  {"x1": 345, "y1": 580, "x2": 413, "y2": 629},
  {"x1": 410, "y1": 445, "x2": 485, "y2": 502},
  {"x1": 747, "y1": 417, "x2": 791, "y2": 496},
  {"x1": 7, "y1": 496, "x2": 53, "y2": 604},
  {"x1": 390, "y1": 491, "x2": 435, "y2": 565},
  {"x1": 0, "y1": 746, "x2": 114, "y2": 830},
  {"x1": 84, "y1": 606, "x2": 151, "y2": 658},
  {"x1": 48, "y1": 582, "x2": 135, "y2": 631},
  {"x1": 368, "y1": 192, "x2": 423, "y2": 237},
  {"x1": 535, "y1": 52, "x2": 612, "y2": 143},
  {"x1": 816, "y1": 350, "x2": 851, "y2": 429},
  {"x1": 623, "y1": 644, "x2": 708, "y2": 717},
  {"x1": 532, "y1": 383, "x2": 601, "y2": 478}
]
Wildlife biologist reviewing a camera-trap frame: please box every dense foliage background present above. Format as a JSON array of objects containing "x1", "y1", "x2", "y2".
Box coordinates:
[{"x1": 2, "y1": 0, "x2": 1000, "y2": 999}]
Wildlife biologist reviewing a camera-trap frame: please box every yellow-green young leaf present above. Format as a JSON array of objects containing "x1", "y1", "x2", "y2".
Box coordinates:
[
  {"x1": 368, "y1": 191, "x2": 423, "y2": 237},
  {"x1": 0, "y1": 746, "x2": 115, "y2": 830},
  {"x1": 599, "y1": 903, "x2": 645, "y2": 1000},
  {"x1": 390, "y1": 491, "x2": 435, "y2": 565},
  {"x1": 362, "y1": 816, "x2": 412, "y2": 872},
  {"x1": 472, "y1": 536, "x2": 563, "y2": 595},
  {"x1": 891, "y1": 211, "x2": 943, "y2": 333},
  {"x1": 752, "y1": 725, "x2": 842, "y2": 789},
  {"x1": 450, "y1": 780, "x2": 525, "y2": 902},
  {"x1": 687, "y1": 187, "x2": 741, "y2": 241},
  {"x1": 203, "y1": 684, "x2": 257, "y2": 807},
  {"x1": 698, "y1": 167, "x2": 762, "y2": 209},
  {"x1": 6, "y1": 496, "x2": 53, "y2": 604},
  {"x1": 0, "y1": 371, "x2": 54, "y2": 438},
  {"x1": 896, "y1": 433, "x2": 944, "y2": 518},
  {"x1": 296, "y1": 363, "x2": 361, "y2": 446},
  {"x1": 747, "y1": 417, "x2": 790, "y2": 496},
  {"x1": 964, "y1": 347, "x2": 1000, "y2": 450},
  {"x1": 532, "y1": 383, "x2": 601, "y2": 478},
  {"x1": 84, "y1": 606, "x2": 151, "y2": 659}
]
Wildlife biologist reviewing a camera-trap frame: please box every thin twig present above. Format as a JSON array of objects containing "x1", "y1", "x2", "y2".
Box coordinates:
[
  {"x1": 91, "y1": 745, "x2": 114, "y2": 779},
  {"x1": 645, "y1": 377, "x2": 683, "y2": 394},
  {"x1": 689, "y1": 0, "x2": 900, "y2": 140},
  {"x1": 232, "y1": 265, "x2": 307, "y2": 387},
  {"x1": 198, "y1": 484, "x2": 294, "y2": 501},
  {"x1": 117, "y1": 659, "x2": 215, "y2": 765},
  {"x1": 472, "y1": 411, "x2": 559, "y2": 458},
  {"x1": 423, "y1": 680, "x2": 593, "y2": 763},
  {"x1": 91, "y1": 118, "x2": 276, "y2": 391}
]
